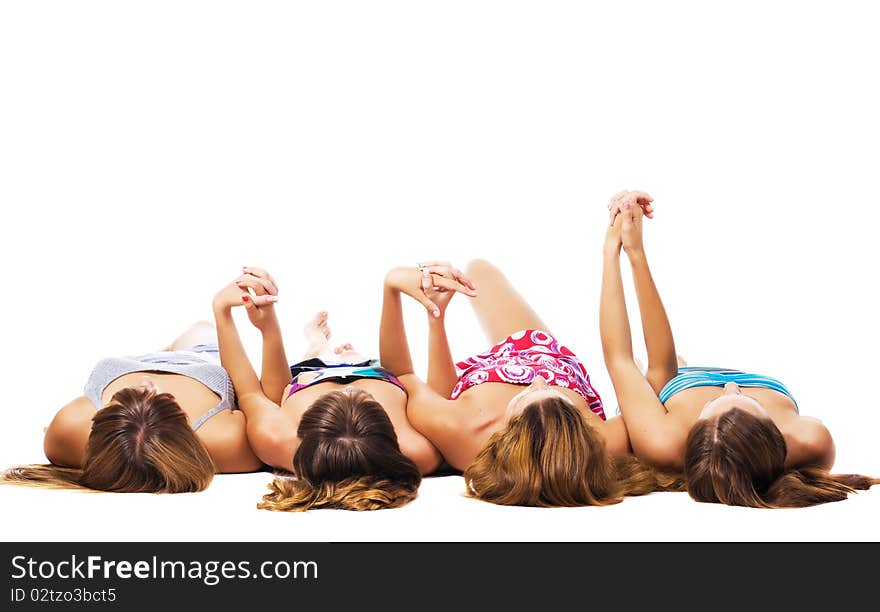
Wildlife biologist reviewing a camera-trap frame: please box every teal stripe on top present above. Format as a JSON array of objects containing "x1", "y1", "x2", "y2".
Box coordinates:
[{"x1": 658, "y1": 366, "x2": 798, "y2": 410}]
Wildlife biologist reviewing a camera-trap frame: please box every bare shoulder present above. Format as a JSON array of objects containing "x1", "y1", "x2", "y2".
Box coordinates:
[
  {"x1": 784, "y1": 416, "x2": 835, "y2": 470},
  {"x1": 244, "y1": 412, "x2": 300, "y2": 473},
  {"x1": 43, "y1": 397, "x2": 97, "y2": 467},
  {"x1": 598, "y1": 416, "x2": 632, "y2": 457},
  {"x1": 198, "y1": 411, "x2": 265, "y2": 473},
  {"x1": 396, "y1": 430, "x2": 443, "y2": 475},
  {"x1": 638, "y1": 413, "x2": 690, "y2": 471}
]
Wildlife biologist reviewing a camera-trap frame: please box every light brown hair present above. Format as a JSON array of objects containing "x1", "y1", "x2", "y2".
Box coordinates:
[
  {"x1": 1, "y1": 388, "x2": 215, "y2": 493},
  {"x1": 258, "y1": 389, "x2": 421, "y2": 512},
  {"x1": 464, "y1": 396, "x2": 684, "y2": 507},
  {"x1": 685, "y1": 408, "x2": 879, "y2": 508}
]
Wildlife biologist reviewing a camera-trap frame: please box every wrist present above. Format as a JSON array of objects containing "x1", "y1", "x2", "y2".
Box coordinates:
[
  {"x1": 212, "y1": 301, "x2": 234, "y2": 317},
  {"x1": 603, "y1": 241, "x2": 622, "y2": 258},
  {"x1": 257, "y1": 312, "x2": 281, "y2": 334},
  {"x1": 624, "y1": 246, "x2": 647, "y2": 262}
]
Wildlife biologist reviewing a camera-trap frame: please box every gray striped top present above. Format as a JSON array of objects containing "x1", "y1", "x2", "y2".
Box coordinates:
[{"x1": 83, "y1": 348, "x2": 237, "y2": 431}]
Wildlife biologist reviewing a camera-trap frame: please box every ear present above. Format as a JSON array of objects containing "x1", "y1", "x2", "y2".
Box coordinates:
[{"x1": 784, "y1": 417, "x2": 835, "y2": 471}]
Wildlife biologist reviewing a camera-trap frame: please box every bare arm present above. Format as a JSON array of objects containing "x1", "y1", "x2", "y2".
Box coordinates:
[
  {"x1": 600, "y1": 212, "x2": 685, "y2": 470},
  {"x1": 379, "y1": 264, "x2": 475, "y2": 375},
  {"x1": 627, "y1": 251, "x2": 679, "y2": 393},
  {"x1": 379, "y1": 274, "x2": 416, "y2": 377},
  {"x1": 396, "y1": 424, "x2": 445, "y2": 475},
  {"x1": 612, "y1": 193, "x2": 679, "y2": 393},
  {"x1": 233, "y1": 267, "x2": 291, "y2": 404},
  {"x1": 256, "y1": 315, "x2": 292, "y2": 405},
  {"x1": 213, "y1": 282, "x2": 298, "y2": 471},
  {"x1": 426, "y1": 308, "x2": 459, "y2": 397},
  {"x1": 213, "y1": 305, "x2": 264, "y2": 401},
  {"x1": 600, "y1": 415, "x2": 633, "y2": 458},
  {"x1": 398, "y1": 373, "x2": 462, "y2": 459},
  {"x1": 380, "y1": 267, "x2": 474, "y2": 449},
  {"x1": 204, "y1": 412, "x2": 265, "y2": 473}
]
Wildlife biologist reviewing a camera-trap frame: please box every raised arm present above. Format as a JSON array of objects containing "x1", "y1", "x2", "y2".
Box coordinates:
[
  {"x1": 379, "y1": 267, "x2": 418, "y2": 377},
  {"x1": 212, "y1": 275, "x2": 297, "y2": 471},
  {"x1": 419, "y1": 263, "x2": 470, "y2": 397},
  {"x1": 427, "y1": 314, "x2": 458, "y2": 397},
  {"x1": 600, "y1": 202, "x2": 685, "y2": 470},
  {"x1": 235, "y1": 267, "x2": 291, "y2": 404},
  {"x1": 610, "y1": 192, "x2": 679, "y2": 393},
  {"x1": 380, "y1": 264, "x2": 477, "y2": 447},
  {"x1": 380, "y1": 263, "x2": 477, "y2": 377}
]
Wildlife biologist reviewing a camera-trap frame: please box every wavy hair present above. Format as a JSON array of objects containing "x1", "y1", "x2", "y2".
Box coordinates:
[
  {"x1": 1, "y1": 388, "x2": 215, "y2": 493},
  {"x1": 464, "y1": 396, "x2": 684, "y2": 507},
  {"x1": 258, "y1": 389, "x2": 421, "y2": 512},
  {"x1": 685, "y1": 408, "x2": 879, "y2": 508}
]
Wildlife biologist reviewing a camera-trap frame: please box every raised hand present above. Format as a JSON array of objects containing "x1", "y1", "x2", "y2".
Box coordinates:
[
  {"x1": 608, "y1": 190, "x2": 654, "y2": 226},
  {"x1": 385, "y1": 261, "x2": 478, "y2": 318},
  {"x1": 212, "y1": 266, "x2": 279, "y2": 331},
  {"x1": 619, "y1": 200, "x2": 646, "y2": 254}
]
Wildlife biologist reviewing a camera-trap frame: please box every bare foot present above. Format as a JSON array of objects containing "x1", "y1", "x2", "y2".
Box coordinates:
[
  {"x1": 334, "y1": 343, "x2": 353, "y2": 355},
  {"x1": 334, "y1": 343, "x2": 366, "y2": 363},
  {"x1": 303, "y1": 312, "x2": 331, "y2": 359},
  {"x1": 164, "y1": 320, "x2": 217, "y2": 352}
]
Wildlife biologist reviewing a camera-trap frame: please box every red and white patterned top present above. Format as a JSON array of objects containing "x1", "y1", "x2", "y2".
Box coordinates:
[{"x1": 450, "y1": 329, "x2": 605, "y2": 420}]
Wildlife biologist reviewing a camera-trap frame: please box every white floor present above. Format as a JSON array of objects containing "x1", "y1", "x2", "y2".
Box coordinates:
[{"x1": 2, "y1": 471, "x2": 879, "y2": 542}]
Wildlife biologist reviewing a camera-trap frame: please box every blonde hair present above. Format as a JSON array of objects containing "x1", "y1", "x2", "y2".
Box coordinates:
[
  {"x1": 258, "y1": 389, "x2": 421, "y2": 512},
  {"x1": 2, "y1": 388, "x2": 215, "y2": 493},
  {"x1": 464, "y1": 396, "x2": 684, "y2": 507},
  {"x1": 686, "y1": 408, "x2": 879, "y2": 508}
]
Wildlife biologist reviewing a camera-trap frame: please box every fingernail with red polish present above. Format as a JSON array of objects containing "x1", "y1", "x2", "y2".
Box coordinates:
[{"x1": 242, "y1": 295, "x2": 249, "y2": 302}]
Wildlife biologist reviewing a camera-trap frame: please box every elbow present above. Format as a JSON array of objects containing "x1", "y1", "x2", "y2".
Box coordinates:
[
  {"x1": 416, "y1": 450, "x2": 443, "y2": 476},
  {"x1": 246, "y1": 423, "x2": 292, "y2": 470},
  {"x1": 633, "y1": 437, "x2": 684, "y2": 472},
  {"x1": 399, "y1": 434, "x2": 444, "y2": 476}
]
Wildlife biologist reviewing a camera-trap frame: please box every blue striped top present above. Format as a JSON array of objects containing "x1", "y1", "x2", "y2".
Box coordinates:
[{"x1": 658, "y1": 366, "x2": 798, "y2": 410}]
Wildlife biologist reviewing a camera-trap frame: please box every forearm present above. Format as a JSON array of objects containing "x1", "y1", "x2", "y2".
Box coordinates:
[
  {"x1": 213, "y1": 306, "x2": 264, "y2": 401},
  {"x1": 599, "y1": 247, "x2": 636, "y2": 369},
  {"x1": 257, "y1": 316, "x2": 292, "y2": 404},
  {"x1": 379, "y1": 283, "x2": 415, "y2": 376},
  {"x1": 627, "y1": 249, "x2": 678, "y2": 382},
  {"x1": 427, "y1": 317, "x2": 458, "y2": 397}
]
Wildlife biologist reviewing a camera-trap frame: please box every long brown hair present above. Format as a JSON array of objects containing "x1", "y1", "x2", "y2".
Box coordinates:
[
  {"x1": 685, "y1": 408, "x2": 879, "y2": 508},
  {"x1": 258, "y1": 389, "x2": 421, "y2": 512},
  {"x1": 464, "y1": 396, "x2": 684, "y2": 507},
  {"x1": 1, "y1": 388, "x2": 215, "y2": 493}
]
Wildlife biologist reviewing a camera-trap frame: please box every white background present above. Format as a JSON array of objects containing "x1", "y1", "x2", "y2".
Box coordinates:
[{"x1": 1, "y1": 1, "x2": 878, "y2": 541}]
